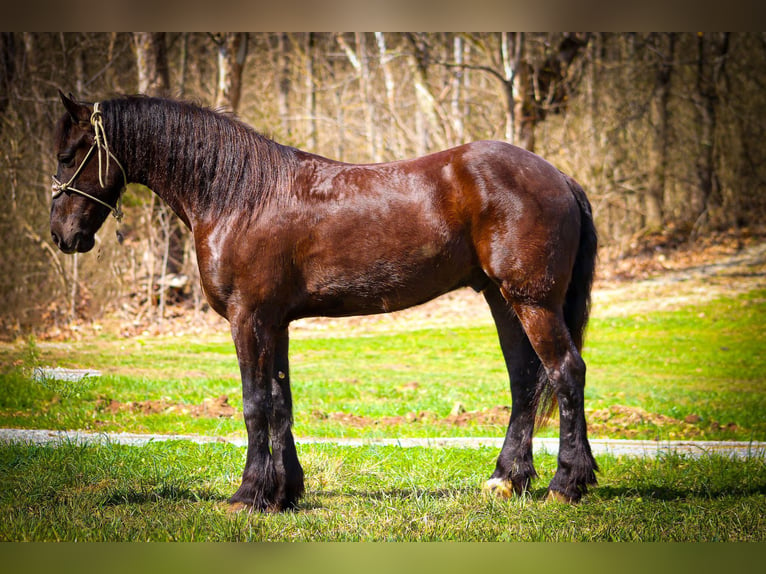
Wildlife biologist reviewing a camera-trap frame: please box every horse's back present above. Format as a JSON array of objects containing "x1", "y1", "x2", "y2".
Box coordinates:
[{"x1": 214, "y1": 140, "x2": 585, "y2": 320}]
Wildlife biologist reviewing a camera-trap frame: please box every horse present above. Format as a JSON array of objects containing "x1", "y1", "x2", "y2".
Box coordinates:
[{"x1": 49, "y1": 92, "x2": 598, "y2": 511}]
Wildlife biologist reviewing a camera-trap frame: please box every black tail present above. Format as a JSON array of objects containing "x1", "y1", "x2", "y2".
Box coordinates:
[
  {"x1": 562, "y1": 174, "x2": 597, "y2": 352},
  {"x1": 535, "y1": 174, "x2": 598, "y2": 429}
]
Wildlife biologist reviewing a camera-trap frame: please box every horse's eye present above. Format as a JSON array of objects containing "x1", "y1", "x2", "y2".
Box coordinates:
[{"x1": 58, "y1": 154, "x2": 75, "y2": 168}]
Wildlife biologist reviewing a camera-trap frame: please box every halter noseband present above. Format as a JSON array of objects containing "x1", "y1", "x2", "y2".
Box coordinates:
[{"x1": 51, "y1": 102, "x2": 127, "y2": 222}]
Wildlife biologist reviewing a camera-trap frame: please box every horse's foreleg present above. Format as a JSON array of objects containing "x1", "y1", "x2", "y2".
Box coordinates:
[
  {"x1": 482, "y1": 284, "x2": 540, "y2": 498},
  {"x1": 512, "y1": 303, "x2": 598, "y2": 502},
  {"x1": 228, "y1": 313, "x2": 281, "y2": 511},
  {"x1": 268, "y1": 328, "x2": 305, "y2": 509}
]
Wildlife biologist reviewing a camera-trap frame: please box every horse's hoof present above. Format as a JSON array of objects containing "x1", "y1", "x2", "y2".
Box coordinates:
[
  {"x1": 482, "y1": 478, "x2": 515, "y2": 498},
  {"x1": 227, "y1": 501, "x2": 252, "y2": 514},
  {"x1": 545, "y1": 490, "x2": 574, "y2": 504}
]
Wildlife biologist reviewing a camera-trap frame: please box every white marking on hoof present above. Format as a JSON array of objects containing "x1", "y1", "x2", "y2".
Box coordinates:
[
  {"x1": 226, "y1": 501, "x2": 251, "y2": 514},
  {"x1": 545, "y1": 490, "x2": 573, "y2": 504},
  {"x1": 482, "y1": 478, "x2": 514, "y2": 498}
]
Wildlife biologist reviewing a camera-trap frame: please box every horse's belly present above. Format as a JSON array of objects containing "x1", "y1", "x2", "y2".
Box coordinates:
[{"x1": 294, "y1": 240, "x2": 485, "y2": 319}]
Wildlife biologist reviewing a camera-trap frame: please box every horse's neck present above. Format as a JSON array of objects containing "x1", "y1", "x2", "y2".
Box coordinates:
[
  {"x1": 114, "y1": 101, "x2": 294, "y2": 232},
  {"x1": 148, "y1": 181, "x2": 193, "y2": 230},
  {"x1": 121, "y1": 136, "x2": 194, "y2": 230}
]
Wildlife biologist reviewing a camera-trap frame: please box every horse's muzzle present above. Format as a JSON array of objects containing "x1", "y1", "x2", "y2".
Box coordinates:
[{"x1": 51, "y1": 230, "x2": 95, "y2": 254}]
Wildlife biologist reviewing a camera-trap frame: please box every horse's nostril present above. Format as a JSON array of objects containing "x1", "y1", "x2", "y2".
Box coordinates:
[{"x1": 51, "y1": 231, "x2": 60, "y2": 247}]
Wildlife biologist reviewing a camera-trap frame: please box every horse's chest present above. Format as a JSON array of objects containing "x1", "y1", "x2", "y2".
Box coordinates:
[{"x1": 195, "y1": 226, "x2": 290, "y2": 318}]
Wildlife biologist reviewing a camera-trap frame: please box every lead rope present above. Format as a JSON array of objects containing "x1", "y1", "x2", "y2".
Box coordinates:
[
  {"x1": 90, "y1": 102, "x2": 128, "y2": 223},
  {"x1": 92, "y1": 103, "x2": 110, "y2": 188},
  {"x1": 91, "y1": 103, "x2": 127, "y2": 237}
]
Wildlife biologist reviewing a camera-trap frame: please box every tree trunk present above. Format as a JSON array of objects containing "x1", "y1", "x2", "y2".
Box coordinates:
[
  {"x1": 74, "y1": 35, "x2": 86, "y2": 96},
  {"x1": 337, "y1": 33, "x2": 378, "y2": 161},
  {"x1": 0, "y1": 33, "x2": 16, "y2": 118},
  {"x1": 132, "y1": 32, "x2": 170, "y2": 95},
  {"x1": 356, "y1": 32, "x2": 379, "y2": 161},
  {"x1": 375, "y1": 32, "x2": 409, "y2": 156},
  {"x1": 500, "y1": 32, "x2": 516, "y2": 142},
  {"x1": 645, "y1": 33, "x2": 676, "y2": 230},
  {"x1": 692, "y1": 32, "x2": 729, "y2": 229},
  {"x1": 451, "y1": 34, "x2": 464, "y2": 144},
  {"x1": 512, "y1": 49, "x2": 536, "y2": 150},
  {"x1": 133, "y1": 33, "x2": 177, "y2": 323},
  {"x1": 105, "y1": 32, "x2": 119, "y2": 91},
  {"x1": 304, "y1": 33, "x2": 317, "y2": 150},
  {"x1": 500, "y1": 32, "x2": 535, "y2": 150},
  {"x1": 277, "y1": 33, "x2": 292, "y2": 140},
  {"x1": 178, "y1": 33, "x2": 188, "y2": 97},
  {"x1": 406, "y1": 33, "x2": 442, "y2": 155},
  {"x1": 215, "y1": 32, "x2": 248, "y2": 113}
]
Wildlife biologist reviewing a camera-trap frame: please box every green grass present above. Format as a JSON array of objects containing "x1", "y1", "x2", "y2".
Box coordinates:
[
  {"x1": 0, "y1": 440, "x2": 763, "y2": 541},
  {"x1": 583, "y1": 290, "x2": 766, "y2": 440},
  {"x1": 0, "y1": 289, "x2": 764, "y2": 441},
  {"x1": 0, "y1": 289, "x2": 764, "y2": 541}
]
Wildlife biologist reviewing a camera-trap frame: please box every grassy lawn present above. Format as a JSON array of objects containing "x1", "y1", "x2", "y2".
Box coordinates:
[
  {"x1": 0, "y1": 289, "x2": 764, "y2": 540},
  {"x1": 1, "y1": 440, "x2": 763, "y2": 541},
  {"x1": 0, "y1": 290, "x2": 763, "y2": 441}
]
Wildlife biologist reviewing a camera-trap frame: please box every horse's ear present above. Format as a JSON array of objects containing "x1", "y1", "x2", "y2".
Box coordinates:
[{"x1": 58, "y1": 90, "x2": 91, "y2": 127}]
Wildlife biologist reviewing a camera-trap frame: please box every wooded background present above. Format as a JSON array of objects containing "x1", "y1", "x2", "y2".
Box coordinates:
[{"x1": 1, "y1": 32, "x2": 765, "y2": 335}]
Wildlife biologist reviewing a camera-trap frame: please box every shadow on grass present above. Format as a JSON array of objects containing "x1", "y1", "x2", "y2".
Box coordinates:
[
  {"x1": 292, "y1": 485, "x2": 551, "y2": 511},
  {"x1": 85, "y1": 480, "x2": 766, "y2": 514},
  {"x1": 590, "y1": 452, "x2": 766, "y2": 502},
  {"x1": 593, "y1": 482, "x2": 766, "y2": 502},
  {"x1": 295, "y1": 479, "x2": 766, "y2": 511},
  {"x1": 100, "y1": 485, "x2": 226, "y2": 506}
]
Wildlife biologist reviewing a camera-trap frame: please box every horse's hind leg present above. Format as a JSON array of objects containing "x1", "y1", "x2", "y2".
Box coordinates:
[
  {"x1": 482, "y1": 284, "x2": 541, "y2": 497},
  {"x1": 512, "y1": 301, "x2": 598, "y2": 502}
]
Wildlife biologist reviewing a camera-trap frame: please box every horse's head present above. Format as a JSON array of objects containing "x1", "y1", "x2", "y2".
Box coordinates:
[{"x1": 50, "y1": 91, "x2": 126, "y2": 254}]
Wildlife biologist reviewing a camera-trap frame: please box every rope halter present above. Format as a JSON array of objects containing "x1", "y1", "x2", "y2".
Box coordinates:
[{"x1": 51, "y1": 102, "x2": 127, "y2": 222}]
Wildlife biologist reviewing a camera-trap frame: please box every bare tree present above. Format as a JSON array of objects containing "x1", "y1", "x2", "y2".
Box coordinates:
[
  {"x1": 133, "y1": 32, "x2": 170, "y2": 95},
  {"x1": 5, "y1": 32, "x2": 766, "y2": 337},
  {"x1": 437, "y1": 33, "x2": 588, "y2": 152},
  {"x1": 303, "y1": 33, "x2": 318, "y2": 150},
  {"x1": 212, "y1": 32, "x2": 248, "y2": 112},
  {"x1": 406, "y1": 33, "x2": 443, "y2": 154},
  {"x1": 0, "y1": 33, "x2": 15, "y2": 119},
  {"x1": 692, "y1": 32, "x2": 730, "y2": 231},
  {"x1": 451, "y1": 34, "x2": 465, "y2": 144},
  {"x1": 644, "y1": 33, "x2": 677, "y2": 230},
  {"x1": 375, "y1": 32, "x2": 410, "y2": 156},
  {"x1": 337, "y1": 32, "x2": 380, "y2": 161},
  {"x1": 276, "y1": 33, "x2": 292, "y2": 140}
]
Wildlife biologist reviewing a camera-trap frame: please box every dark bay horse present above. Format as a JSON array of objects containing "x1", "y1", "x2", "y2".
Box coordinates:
[{"x1": 50, "y1": 93, "x2": 598, "y2": 511}]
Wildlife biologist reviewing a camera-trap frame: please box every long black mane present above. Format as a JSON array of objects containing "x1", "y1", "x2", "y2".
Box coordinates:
[{"x1": 101, "y1": 96, "x2": 298, "y2": 219}]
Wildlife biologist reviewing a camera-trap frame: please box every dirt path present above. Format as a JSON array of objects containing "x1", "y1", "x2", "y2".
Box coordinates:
[{"x1": 593, "y1": 238, "x2": 766, "y2": 318}]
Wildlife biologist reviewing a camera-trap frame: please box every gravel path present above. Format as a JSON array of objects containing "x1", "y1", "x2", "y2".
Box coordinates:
[{"x1": 1, "y1": 428, "x2": 764, "y2": 460}]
